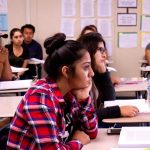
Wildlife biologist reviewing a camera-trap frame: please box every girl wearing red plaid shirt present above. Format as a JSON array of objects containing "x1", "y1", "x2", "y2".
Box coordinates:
[{"x1": 7, "y1": 33, "x2": 98, "y2": 150}]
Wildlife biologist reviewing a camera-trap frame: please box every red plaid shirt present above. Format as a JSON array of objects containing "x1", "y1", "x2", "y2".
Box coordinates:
[{"x1": 7, "y1": 78, "x2": 98, "y2": 150}]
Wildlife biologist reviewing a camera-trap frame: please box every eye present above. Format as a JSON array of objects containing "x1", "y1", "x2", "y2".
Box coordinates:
[{"x1": 84, "y1": 64, "x2": 91, "y2": 70}]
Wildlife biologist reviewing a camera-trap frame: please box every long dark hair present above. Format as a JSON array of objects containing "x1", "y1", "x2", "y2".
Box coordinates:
[
  {"x1": 78, "y1": 32, "x2": 106, "y2": 69},
  {"x1": 44, "y1": 33, "x2": 86, "y2": 80}
]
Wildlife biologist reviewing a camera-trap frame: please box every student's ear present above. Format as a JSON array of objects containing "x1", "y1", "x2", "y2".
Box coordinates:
[{"x1": 61, "y1": 66, "x2": 70, "y2": 78}]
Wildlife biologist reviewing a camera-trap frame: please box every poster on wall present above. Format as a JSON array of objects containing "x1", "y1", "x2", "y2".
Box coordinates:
[
  {"x1": 0, "y1": 0, "x2": 8, "y2": 31},
  {"x1": 118, "y1": 32, "x2": 138, "y2": 48},
  {"x1": 117, "y1": 0, "x2": 137, "y2": 8},
  {"x1": 0, "y1": 13, "x2": 7, "y2": 31},
  {"x1": 117, "y1": 13, "x2": 137, "y2": 26},
  {"x1": 141, "y1": 15, "x2": 150, "y2": 32},
  {"x1": 142, "y1": 0, "x2": 150, "y2": 15}
]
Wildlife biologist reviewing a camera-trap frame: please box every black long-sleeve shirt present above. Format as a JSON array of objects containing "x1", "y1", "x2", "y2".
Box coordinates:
[{"x1": 93, "y1": 71, "x2": 121, "y2": 125}]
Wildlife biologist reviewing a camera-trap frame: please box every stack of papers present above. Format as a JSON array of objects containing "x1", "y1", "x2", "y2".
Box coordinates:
[
  {"x1": 118, "y1": 127, "x2": 150, "y2": 148},
  {"x1": 104, "y1": 99, "x2": 150, "y2": 113},
  {"x1": 107, "y1": 67, "x2": 117, "y2": 72},
  {"x1": 29, "y1": 58, "x2": 45, "y2": 64},
  {"x1": 11, "y1": 66, "x2": 29, "y2": 73}
]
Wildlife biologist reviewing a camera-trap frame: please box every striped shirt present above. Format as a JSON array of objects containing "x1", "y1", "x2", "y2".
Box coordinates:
[{"x1": 7, "y1": 78, "x2": 98, "y2": 150}]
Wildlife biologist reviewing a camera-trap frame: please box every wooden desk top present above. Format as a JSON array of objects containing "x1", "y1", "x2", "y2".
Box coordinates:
[
  {"x1": 0, "y1": 79, "x2": 32, "y2": 94},
  {"x1": 82, "y1": 129, "x2": 119, "y2": 150},
  {"x1": 0, "y1": 96, "x2": 22, "y2": 117},
  {"x1": 115, "y1": 82, "x2": 147, "y2": 92},
  {"x1": 103, "y1": 113, "x2": 150, "y2": 124}
]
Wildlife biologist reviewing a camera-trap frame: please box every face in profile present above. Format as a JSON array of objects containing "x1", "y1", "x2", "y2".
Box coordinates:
[
  {"x1": 93, "y1": 42, "x2": 107, "y2": 71},
  {"x1": 22, "y1": 28, "x2": 34, "y2": 43},
  {"x1": 11, "y1": 31, "x2": 23, "y2": 46},
  {"x1": 68, "y1": 51, "x2": 94, "y2": 90}
]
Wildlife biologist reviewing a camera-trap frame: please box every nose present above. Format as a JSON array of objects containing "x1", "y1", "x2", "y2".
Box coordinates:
[
  {"x1": 102, "y1": 51, "x2": 107, "y2": 60},
  {"x1": 89, "y1": 67, "x2": 94, "y2": 77}
]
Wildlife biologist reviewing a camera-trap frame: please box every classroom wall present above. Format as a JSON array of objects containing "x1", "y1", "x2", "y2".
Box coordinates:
[{"x1": 7, "y1": 0, "x2": 144, "y2": 78}]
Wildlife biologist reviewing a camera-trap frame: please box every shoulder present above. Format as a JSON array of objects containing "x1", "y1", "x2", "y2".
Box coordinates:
[
  {"x1": 32, "y1": 39, "x2": 41, "y2": 47},
  {"x1": 5, "y1": 44, "x2": 12, "y2": 49},
  {"x1": 24, "y1": 79, "x2": 60, "y2": 111}
]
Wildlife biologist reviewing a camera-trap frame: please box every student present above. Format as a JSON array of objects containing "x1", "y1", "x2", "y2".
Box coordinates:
[
  {"x1": 7, "y1": 33, "x2": 98, "y2": 149},
  {"x1": 21, "y1": 24, "x2": 43, "y2": 79},
  {"x1": 78, "y1": 32, "x2": 139, "y2": 126},
  {"x1": 145, "y1": 43, "x2": 150, "y2": 65},
  {"x1": 78, "y1": 24, "x2": 120, "y2": 85},
  {"x1": 0, "y1": 46, "x2": 12, "y2": 81},
  {"x1": 141, "y1": 43, "x2": 150, "y2": 77},
  {"x1": 5, "y1": 28, "x2": 29, "y2": 80},
  {"x1": 0, "y1": 33, "x2": 12, "y2": 149},
  {"x1": 78, "y1": 25, "x2": 98, "y2": 39}
]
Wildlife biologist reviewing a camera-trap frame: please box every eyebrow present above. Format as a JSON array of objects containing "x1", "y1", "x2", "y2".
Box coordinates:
[{"x1": 82, "y1": 61, "x2": 91, "y2": 65}]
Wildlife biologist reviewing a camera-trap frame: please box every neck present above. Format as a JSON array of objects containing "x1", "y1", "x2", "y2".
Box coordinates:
[
  {"x1": 24, "y1": 40, "x2": 32, "y2": 44},
  {"x1": 13, "y1": 44, "x2": 22, "y2": 50},
  {"x1": 56, "y1": 78, "x2": 70, "y2": 96}
]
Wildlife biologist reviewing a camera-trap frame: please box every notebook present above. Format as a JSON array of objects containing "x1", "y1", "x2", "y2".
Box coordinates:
[{"x1": 118, "y1": 127, "x2": 150, "y2": 148}]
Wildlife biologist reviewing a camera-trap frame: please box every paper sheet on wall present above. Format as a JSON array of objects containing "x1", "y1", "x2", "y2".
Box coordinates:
[
  {"x1": 61, "y1": 18, "x2": 75, "y2": 37},
  {"x1": 97, "y1": 0, "x2": 112, "y2": 17},
  {"x1": 97, "y1": 19, "x2": 112, "y2": 37},
  {"x1": 61, "y1": 0, "x2": 76, "y2": 17},
  {"x1": 141, "y1": 15, "x2": 150, "y2": 32},
  {"x1": 80, "y1": 0, "x2": 94, "y2": 17},
  {"x1": 142, "y1": 0, "x2": 150, "y2": 15},
  {"x1": 0, "y1": 0, "x2": 7, "y2": 13},
  {"x1": 105, "y1": 38, "x2": 112, "y2": 56},
  {"x1": 118, "y1": 32, "x2": 138, "y2": 48},
  {"x1": 141, "y1": 32, "x2": 150, "y2": 48},
  {"x1": 80, "y1": 19, "x2": 96, "y2": 30}
]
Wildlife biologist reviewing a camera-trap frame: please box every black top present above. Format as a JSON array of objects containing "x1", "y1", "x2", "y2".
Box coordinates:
[
  {"x1": 5, "y1": 44, "x2": 29, "y2": 67},
  {"x1": 93, "y1": 71, "x2": 116, "y2": 102},
  {"x1": 22, "y1": 39, "x2": 43, "y2": 59},
  {"x1": 22, "y1": 40, "x2": 43, "y2": 79},
  {"x1": 5, "y1": 44, "x2": 29, "y2": 80},
  {"x1": 145, "y1": 43, "x2": 150, "y2": 50},
  {"x1": 93, "y1": 71, "x2": 121, "y2": 125}
]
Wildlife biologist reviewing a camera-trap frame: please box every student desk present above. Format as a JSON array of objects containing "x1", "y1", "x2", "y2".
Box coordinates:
[
  {"x1": 103, "y1": 99, "x2": 150, "y2": 125},
  {"x1": 115, "y1": 82, "x2": 147, "y2": 92},
  {"x1": 0, "y1": 96, "x2": 22, "y2": 117},
  {"x1": 82, "y1": 129, "x2": 119, "y2": 150},
  {"x1": 115, "y1": 81, "x2": 147, "y2": 98},
  {"x1": 102, "y1": 113, "x2": 150, "y2": 124},
  {"x1": 0, "y1": 79, "x2": 32, "y2": 94}
]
